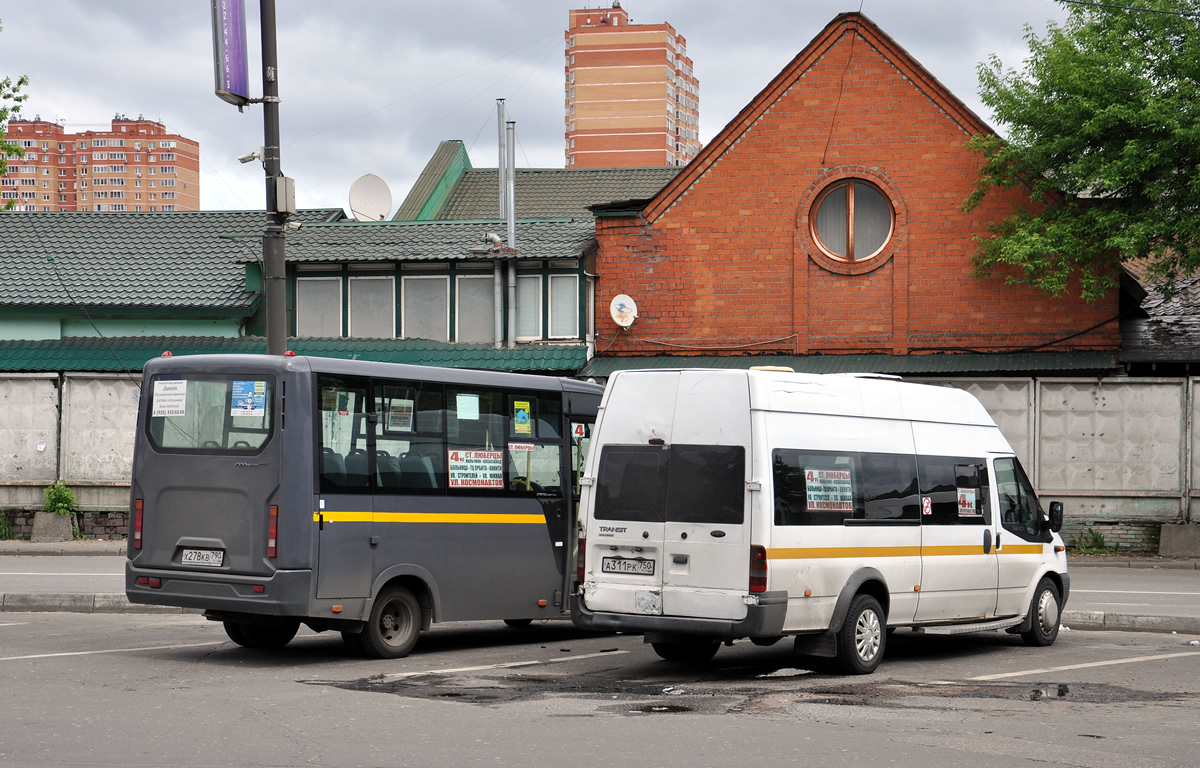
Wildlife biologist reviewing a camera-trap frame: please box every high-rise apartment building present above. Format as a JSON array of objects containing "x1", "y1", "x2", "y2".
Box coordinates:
[
  {"x1": 2, "y1": 115, "x2": 199, "y2": 212},
  {"x1": 564, "y1": 2, "x2": 700, "y2": 168}
]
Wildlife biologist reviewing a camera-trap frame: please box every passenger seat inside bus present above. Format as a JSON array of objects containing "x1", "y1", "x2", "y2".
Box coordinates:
[
  {"x1": 344, "y1": 448, "x2": 370, "y2": 487},
  {"x1": 321, "y1": 446, "x2": 346, "y2": 486}
]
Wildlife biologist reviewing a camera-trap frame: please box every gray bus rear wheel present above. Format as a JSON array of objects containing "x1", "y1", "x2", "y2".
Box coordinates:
[{"x1": 359, "y1": 586, "x2": 421, "y2": 659}]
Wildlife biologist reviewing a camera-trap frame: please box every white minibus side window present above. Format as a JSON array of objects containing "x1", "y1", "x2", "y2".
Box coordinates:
[
  {"x1": 994, "y1": 457, "x2": 1047, "y2": 541},
  {"x1": 772, "y1": 450, "x2": 860, "y2": 525},
  {"x1": 916, "y1": 456, "x2": 990, "y2": 525}
]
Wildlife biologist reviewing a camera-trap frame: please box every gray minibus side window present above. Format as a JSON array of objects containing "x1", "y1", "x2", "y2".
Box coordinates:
[
  {"x1": 917, "y1": 456, "x2": 990, "y2": 525},
  {"x1": 772, "y1": 450, "x2": 861, "y2": 525},
  {"x1": 318, "y1": 376, "x2": 370, "y2": 493},
  {"x1": 374, "y1": 381, "x2": 445, "y2": 492},
  {"x1": 666, "y1": 445, "x2": 745, "y2": 525},
  {"x1": 594, "y1": 445, "x2": 668, "y2": 523}
]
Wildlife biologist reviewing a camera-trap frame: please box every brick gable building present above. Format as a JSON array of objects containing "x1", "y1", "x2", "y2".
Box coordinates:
[{"x1": 585, "y1": 13, "x2": 1120, "y2": 372}]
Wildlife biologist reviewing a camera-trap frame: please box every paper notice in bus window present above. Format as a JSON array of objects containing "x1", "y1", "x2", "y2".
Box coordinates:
[
  {"x1": 230, "y1": 380, "x2": 267, "y2": 416},
  {"x1": 509, "y1": 442, "x2": 536, "y2": 452},
  {"x1": 957, "y1": 487, "x2": 980, "y2": 516},
  {"x1": 804, "y1": 469, "x2": 853, "y2": 512},
  {"x1": 387, "y1": 399, "x2": 414, "y2": 432},
  {"x1": 320, "y1": 388, "x2": 339, "y2": 412},
  {"x1": 151, "y1": 380, "x2": 187, "y2": 418},
  {"x1": 447, "y1": 450, "x2": 504, "y2": 488},
  {"x1": 513, "y1": 400, "x2": 532, "y2": 435},
  {"x1": 456, "y1": 393, "x2": 480, "y2": 420}
]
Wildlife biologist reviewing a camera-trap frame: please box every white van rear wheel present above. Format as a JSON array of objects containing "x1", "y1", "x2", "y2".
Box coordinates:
[
  {"x1": 651, "y1": 638, "x2": 720, "y2": 663},
  {"x1": 835, "y1": 594, "x2": 885, "y2": 675}
]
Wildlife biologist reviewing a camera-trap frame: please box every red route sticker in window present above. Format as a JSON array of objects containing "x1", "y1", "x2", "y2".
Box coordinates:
[
  {"x1": 922, "y1": 496, "x2": 932, "y2": 516},
  {"x1": 957, "y1": 488, "x2": 979, "y2": 516},
  {"x1": 804, "y1": 469, "x2": 853, "y2": 512},
  {"x1": 509, "y1": 443, "x2": 536, "y2": 452},
  {"x1": 447, "y1": 450, "x2": 504, "y2": 489}
]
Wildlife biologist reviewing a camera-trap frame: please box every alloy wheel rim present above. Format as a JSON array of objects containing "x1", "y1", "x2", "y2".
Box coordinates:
[{"x1": 856, "y1": 609, "x2": 881, "y2": 660}]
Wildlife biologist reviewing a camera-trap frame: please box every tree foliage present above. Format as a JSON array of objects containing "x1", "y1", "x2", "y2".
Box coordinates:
[
  {"x1": 963, "y1": 0, "x2": 1200, "y2": 301},
  {"x1": 1, "y1": 19, "x2": 31, "y2": 212}
]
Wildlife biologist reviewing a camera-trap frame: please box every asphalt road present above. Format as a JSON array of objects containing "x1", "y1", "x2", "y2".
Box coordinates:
[
  {"x1": 2, "y1": 555, "x2": 1198, "y2": 630},
  {"x1": 1, "y1": 611, "x2": 1198, "y2": 767}
]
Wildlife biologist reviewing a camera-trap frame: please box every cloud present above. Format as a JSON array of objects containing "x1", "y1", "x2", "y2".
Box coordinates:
[{"x1": 2, "y1": 0, "x2": 1069, "y2": 215}]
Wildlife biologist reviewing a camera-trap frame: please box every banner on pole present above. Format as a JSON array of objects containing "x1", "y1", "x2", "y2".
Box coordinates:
[{"x1": 211, "y1": 0, "x2": 250, "y2": 107}]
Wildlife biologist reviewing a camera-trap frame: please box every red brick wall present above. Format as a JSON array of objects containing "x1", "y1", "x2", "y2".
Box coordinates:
[{"x1": 594, "y1": 21, "x2": 1121, "y2": 357}]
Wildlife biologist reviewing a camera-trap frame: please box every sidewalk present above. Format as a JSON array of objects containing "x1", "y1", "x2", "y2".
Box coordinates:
[{"x1": 2, "y1": 540, "x2": 1199, "y2": 632}]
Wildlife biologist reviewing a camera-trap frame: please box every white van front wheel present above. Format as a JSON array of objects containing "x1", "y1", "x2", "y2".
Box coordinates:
[
  {"x1": 835, "y1": 594, "x2": 886, "y2": 675},
  {"x1": 1021, "y1": 578, "x2": 1061, "y2": 647}
]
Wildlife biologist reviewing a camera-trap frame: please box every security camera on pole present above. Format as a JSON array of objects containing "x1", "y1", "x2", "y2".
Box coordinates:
[{"x1": 211, "y1": 0, "x2": 295, "y2": 356}]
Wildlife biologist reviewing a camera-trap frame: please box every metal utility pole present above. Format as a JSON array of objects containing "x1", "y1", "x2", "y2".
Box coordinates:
[{"x1": 260, "y1": 0, "x2": 287, "y2": 355}]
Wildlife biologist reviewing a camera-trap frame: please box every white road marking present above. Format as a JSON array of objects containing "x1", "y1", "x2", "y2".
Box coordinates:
[
  {"x1": 0, "y1": 641, "x2": 224, "y2": 662},
  {"x1": 970, "y1": 651, "x2": 1200, "y2": 681},
  {"x1": 1072, "y1": 589, "x2": 1200, "y2": 596},
  {"x1": 384, "y1": 649, "x2": 631, "y2": 679},
  {"x1": 0, "y1": 622, "x2": 30, "y2": 627}
]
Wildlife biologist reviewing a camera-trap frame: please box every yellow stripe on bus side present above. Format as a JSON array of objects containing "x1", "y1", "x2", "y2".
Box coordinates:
[
  {"x1": 312, "y1": 511, "x2": 546, "y2": 525},
  {"x1": 768, "y1": 544, "x2": 1047, "y2": 560},
  {"x1": 768, "y1": 547, "x2": 922, "y2": 560}
]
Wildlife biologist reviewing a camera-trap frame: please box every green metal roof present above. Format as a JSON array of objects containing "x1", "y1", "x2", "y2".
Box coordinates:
[
  {"x1": 393, "y1": 140, "x2": 474, "y2": 221},
  {"x1": 0, "y1": 336, "x2": 589, "y2": 374},
  {"x1": 579, "y1": 352, "x2": 1121, "y2": 378},
  {"x1": 393, "y1": 146, "x2": 681, "y2": 222},
  {"x1": 283, "y1": 218, "x2": 597, "y2": 262},
  {"x1": 0, "y1": 209, "x2": 344, "y2": 311}
]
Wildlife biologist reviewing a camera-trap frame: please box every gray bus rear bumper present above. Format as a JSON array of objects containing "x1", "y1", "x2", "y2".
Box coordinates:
[
  {"x1": 571, "y1": 591, "x2": 788, "y2": 639},
  {"x1": 125, "y1": 564, "x2": 312, "y2": 616}
]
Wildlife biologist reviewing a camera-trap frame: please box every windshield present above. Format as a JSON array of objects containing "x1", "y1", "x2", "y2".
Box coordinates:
[{"x1": 146, "y1": 374, "x2": 273, "y2": 454}]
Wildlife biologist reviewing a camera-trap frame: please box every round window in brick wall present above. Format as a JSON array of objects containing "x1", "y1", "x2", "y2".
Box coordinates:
[{"x1": 810, "y1": 179, "x2": 894, "y2": 262}]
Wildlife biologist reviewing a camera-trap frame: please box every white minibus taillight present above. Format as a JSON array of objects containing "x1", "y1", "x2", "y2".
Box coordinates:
[
  {"x1": 749, "y1": 545, "x2": 767, "y2": 593},
  {"x1": 133, "y1": 499, "x2": 143, "y2": 550},
  {"x1": 577, "y1": 537, "x2": 586, "y2": 584},
  {"x1": 267, "y1": 505, "x2": 279, "y2": 559}
]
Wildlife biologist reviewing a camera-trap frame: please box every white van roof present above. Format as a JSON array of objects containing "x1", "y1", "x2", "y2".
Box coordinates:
[{"x1": 608, "y1": 369, "x2": 996, "y2": 427}]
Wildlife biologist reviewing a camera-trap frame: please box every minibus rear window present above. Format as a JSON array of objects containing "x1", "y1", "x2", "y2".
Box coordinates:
[
  {"x1": 666, "y1": 445, "x2": 745, "y2": 525},
  {"x1": 595, "y1": 446, "x2": 668, "y2": 522},
  {"x1": 147, "y1": 375, "x2": 272, "y2": 454}
]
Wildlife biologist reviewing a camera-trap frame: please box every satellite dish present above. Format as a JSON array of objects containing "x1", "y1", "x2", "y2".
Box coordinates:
[
  {"x1": 610, "y1": 294, "x2": 638, "y2": 329},
  {"x1": 349, "y1": 173, "x2": 392, "y2": 221}
]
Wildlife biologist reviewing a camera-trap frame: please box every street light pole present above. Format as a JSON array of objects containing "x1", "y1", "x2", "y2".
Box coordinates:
[{"x1": 260, "y1": 0, "x2": 286, "y2": 355}]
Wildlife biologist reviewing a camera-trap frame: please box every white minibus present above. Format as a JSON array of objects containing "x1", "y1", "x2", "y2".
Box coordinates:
[{"x1": 572, "y1": 369, "x2": 1068, "y2": 674}]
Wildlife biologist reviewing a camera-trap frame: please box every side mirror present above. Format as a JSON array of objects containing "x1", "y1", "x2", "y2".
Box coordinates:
[{"x1": 1048, "y1": 501, "x2": 1063, "y2": 533}]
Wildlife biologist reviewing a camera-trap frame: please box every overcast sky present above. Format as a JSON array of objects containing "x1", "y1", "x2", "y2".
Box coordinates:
[{"x1": 1, "y1": 1, "x2": 1069, "y2": 217}]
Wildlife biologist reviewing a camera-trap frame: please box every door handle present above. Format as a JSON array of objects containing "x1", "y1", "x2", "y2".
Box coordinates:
[{"x1": 672, "y1": 554, "x2": 688, "y2": 564}]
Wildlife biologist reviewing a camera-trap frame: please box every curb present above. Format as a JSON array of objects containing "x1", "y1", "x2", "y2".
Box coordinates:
[
  {"x1": 1061, "y1": 609, "x2": 1200, "y2": 635},
  {"x1": 1, "y1": 593, "x2": 189, "y2": 614},
  {"x1": 0, "y1": 543, "x2": 128, "y2": 557}
]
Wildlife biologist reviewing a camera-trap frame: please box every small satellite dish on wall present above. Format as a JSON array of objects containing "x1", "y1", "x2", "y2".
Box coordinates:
[
  {"x1": 610, "y1": 294, "x2": 638, "y2": 329},
  {"x1": 349, "y1": 173, "x2": 392, "y2": 222}
]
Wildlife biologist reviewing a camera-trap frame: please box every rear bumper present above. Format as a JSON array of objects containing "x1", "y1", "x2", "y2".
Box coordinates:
[
  {"x1": 125, "y1": 561, "x2": 312, "y2": 617},
  {"x1": 571, "y1": 590, "x2": 788, "y2": 638}
]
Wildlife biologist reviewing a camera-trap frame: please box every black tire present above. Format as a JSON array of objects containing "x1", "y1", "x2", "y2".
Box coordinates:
[
  {"x1": 1021, "y1": 577, "x2": 1062, "y2": 647},
  {"x1": 223, "y1": 620, "x2": 248, "y2": 646},
  {"x1": 225, "y1": 620, "x2": 298, "y2": 649},
  {"x1": 651, "y1": 638, "x2": 720, "y2": 663},
  {"x1": 503, "y1": 618, "x2": 533, "y2": 628},
  {"x1": 835, "y1": 594, "x2": 886, "y2": 675},
  {"x1": 359, "y1": 585, "x2": 422, "y2": 659}
]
